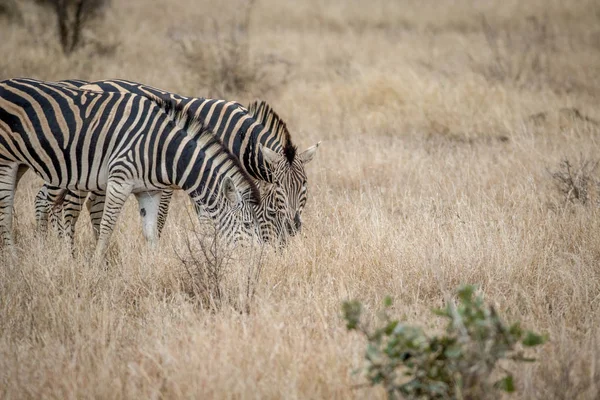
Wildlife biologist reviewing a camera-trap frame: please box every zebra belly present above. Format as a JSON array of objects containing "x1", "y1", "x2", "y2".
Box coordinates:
[{"x1": 129, "y1": 177, "x2": 171, "y2": 194}]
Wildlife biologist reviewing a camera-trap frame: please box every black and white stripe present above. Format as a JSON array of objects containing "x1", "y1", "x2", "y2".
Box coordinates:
[
  {"x1": 0, "y1": 78, "x2": 260, "y2": 261},
  {"x1": 37, "y1": 79, "x2": 319, "y2": 244}
]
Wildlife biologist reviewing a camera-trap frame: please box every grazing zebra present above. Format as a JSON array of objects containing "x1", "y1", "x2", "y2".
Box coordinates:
[
  {"x1": 0, "y1": 78, "x2": 260, "y2": 263},
  {"x1": 37, "y1": 79, "x2": 320, "y2": 244}
]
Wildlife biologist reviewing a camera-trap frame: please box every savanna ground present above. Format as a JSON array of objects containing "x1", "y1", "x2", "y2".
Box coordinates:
[{"x1": 1, "y1": 0, "x2": 600, "y2": 398}]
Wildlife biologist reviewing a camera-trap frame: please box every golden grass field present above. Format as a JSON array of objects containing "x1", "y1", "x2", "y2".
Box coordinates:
[{"x1": 1, "y1": 0, "x2": 600, "y2": 398}]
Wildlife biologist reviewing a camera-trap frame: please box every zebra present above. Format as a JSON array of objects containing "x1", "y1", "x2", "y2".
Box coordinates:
[
  {"x1": 36, "y1": 79, "x2": 320, "y2": 245},
  {"x1": 77, "y1": 80, "x2": 320, "y2": 238},
  {"x1": 0, "y1": 78, "x2": 260, "y2": 263}
]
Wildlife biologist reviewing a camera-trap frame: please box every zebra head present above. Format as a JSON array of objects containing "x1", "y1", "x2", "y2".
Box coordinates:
[
  {"x1": 194, "y1": 176, "x2": 261, "y2": 246},
  {"x1": 258, "y1": 142, "x2": 320, "y2": 237},
  {"x1": 252, "y1": 181, "x2": 290, "y2": 245},
  {"x1": 220, "y1": 176, "x2": 262, "y2": 244}
]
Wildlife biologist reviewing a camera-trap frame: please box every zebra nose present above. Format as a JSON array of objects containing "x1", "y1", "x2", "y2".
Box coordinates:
[{"x1": 294, "y1": 212, "x2": 301, "y2": 230}]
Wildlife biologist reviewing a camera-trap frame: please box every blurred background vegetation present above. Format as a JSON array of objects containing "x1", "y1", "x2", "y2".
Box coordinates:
[{"x1": 2, "y1": 1, "x2": 600, "y2": 398}]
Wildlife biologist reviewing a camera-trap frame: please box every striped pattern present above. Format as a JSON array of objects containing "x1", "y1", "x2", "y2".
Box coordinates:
[
  {"x1": 247, "y1": 101, "x2": 319, "y2": 231},
  {"x1": 0, "y1": 78, "x2": 260, "y2": 261},
  {"x1": 38, "y1": 79, "x2": 319, "y2": 244},
  {"x1": 32, "y1": 79, "x2": 105, "y2": 242}
]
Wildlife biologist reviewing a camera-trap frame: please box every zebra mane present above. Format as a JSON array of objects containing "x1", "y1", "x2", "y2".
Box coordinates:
[
  {"x1": 156, "y1": 98, "x2": 260, "y2": 206},
  {"x1": 56, "y1": 79, "x2": 89, "y2": 89},
  {"x1": 247, "y1": 100, "x2": 297, "y2": 164}
]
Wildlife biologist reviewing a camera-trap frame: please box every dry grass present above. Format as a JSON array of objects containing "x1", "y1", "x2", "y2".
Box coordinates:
[{"x1": 1, "y1": 0, "x2": 600, "y2": 398}]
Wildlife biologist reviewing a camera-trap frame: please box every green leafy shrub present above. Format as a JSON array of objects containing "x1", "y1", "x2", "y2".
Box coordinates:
[{"x1": 343, "y1": 285, "x2": 547, "y2": 399}]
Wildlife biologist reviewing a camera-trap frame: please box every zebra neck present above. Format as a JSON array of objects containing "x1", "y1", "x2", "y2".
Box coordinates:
[
  {"x1": 166, "y1": 135, "x2": 199, "y2": 190},
  {"x1": 170, "y1": 139, "x2": 225, "y2": 210},
  {"x1": 183, "y1": 98, "x2": 282, "y2": 184}
]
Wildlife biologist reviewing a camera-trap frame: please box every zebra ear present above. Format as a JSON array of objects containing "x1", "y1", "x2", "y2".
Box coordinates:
[
  {"x1": 259, "y1": 143, "x2": 282, "y2": 165},
  {"x1": 299, "y1": 141, "x2": 321, "y2": 164},
  {"x1": 222, "y1": 177, "x2": 242, "y2": 205}
]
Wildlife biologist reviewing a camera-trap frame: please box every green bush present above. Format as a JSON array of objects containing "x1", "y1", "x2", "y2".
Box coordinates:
[{"x1": 343, "y1": 285, "x2": 547, "y2": 400}]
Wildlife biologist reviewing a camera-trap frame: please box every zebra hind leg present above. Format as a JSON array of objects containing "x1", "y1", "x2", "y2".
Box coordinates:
[{"x1": 0, "y1": 163, "x2": 27, "y2": 256}]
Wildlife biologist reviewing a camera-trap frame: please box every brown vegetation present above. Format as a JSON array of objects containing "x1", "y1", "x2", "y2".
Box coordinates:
[{"x1": 1, "y1": 0, "x2": 600, "y2": 398}]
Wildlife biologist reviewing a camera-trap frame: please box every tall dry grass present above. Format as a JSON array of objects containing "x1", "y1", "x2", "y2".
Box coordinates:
[{"x1": 1, "y1": 0, "x2": 600, "y2": 398}]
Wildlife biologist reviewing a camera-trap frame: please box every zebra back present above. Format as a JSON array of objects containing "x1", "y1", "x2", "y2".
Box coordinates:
[{"x1": 79, "y1": 79, "x2": 295, "y2": 183}]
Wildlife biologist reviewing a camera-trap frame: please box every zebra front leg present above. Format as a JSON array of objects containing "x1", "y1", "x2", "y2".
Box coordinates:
[
  {"x1": 92, "y1": 181, "x2": 133, "y2": 267},
  {"x1": 61, "y1": 190, "x2": 88, "y2": 249},
  {"x1": 0, "y1": 163, "x2": 27, "y2": 256},
  {"x1": 156, "y1": 189, "x2": 173, "y2": 238},
  {"x1": 86, "y1": 191, "x2": 106, "y2": 241},
  {"x1": 134, "y1": 191, "x2": 163, "y2": 246}
]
